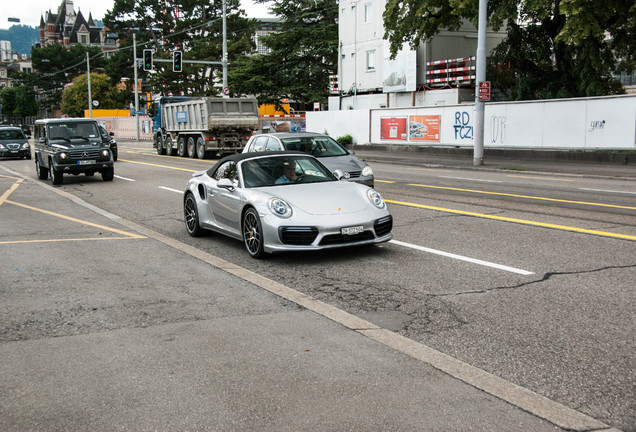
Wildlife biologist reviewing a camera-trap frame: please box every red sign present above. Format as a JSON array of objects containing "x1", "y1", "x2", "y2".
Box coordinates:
[{"x1": 478, "y1": 81, "x2": 491, "y2": 101}]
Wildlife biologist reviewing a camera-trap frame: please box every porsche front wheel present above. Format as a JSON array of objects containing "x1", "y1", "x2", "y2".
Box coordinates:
[
  {"x1": 243, "y1": 207, "x2": 265, "y2": 259},
  {"x1": 184, "y1": 193, "x2": 202, "y2": 237}
]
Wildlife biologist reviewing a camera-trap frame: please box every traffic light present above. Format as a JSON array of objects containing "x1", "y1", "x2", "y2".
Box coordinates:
[
  {"x1": 143, "y1": 49, "x2": 153, "y2": 71},
  {"x1": 173, "y1": 50, "x2": 182, "y2": 72}
]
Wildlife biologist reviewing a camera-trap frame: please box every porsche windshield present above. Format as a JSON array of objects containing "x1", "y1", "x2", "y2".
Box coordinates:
[
  {"x1": 241, "y1": 156, "x2": 337, "y2": 188},
  {"x1": 47, "y1": 122, "x2": 101, "y2": 142}
]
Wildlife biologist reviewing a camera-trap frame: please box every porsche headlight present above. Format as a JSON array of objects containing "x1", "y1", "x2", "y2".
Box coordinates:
[
  {"x1": 362, "y1": 165, "x2": 374, "y2": 177},
  {"x1": 366, "y1": 188, "x2": 385, "y2": 209},
  {"x1": 268, "y1": 197, "x2": 293, "y2": 218}
]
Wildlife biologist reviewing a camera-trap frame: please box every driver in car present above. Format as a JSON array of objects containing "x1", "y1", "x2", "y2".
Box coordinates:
[{"x1": 275, "y1": 161, "x2": 299, "y2": 184}]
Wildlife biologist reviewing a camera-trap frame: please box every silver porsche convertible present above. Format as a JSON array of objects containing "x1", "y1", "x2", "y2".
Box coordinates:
[{"x1": 183, "y1": 152, "x2": 393, "y2": 258}]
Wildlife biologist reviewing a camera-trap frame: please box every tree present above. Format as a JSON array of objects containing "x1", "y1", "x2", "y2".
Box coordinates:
[
  {"x1": 61, "y1": 73, "x2": 120, "y2": 117},
  {"x1": 229, "y1": 0, "x2": 338, "y2": 109},
  {"x1": 105, "y1": 0, "x2": 256, "y2": 96},
  {"x1": 383, "y1": 0, "x2": 635, "y2": 99}
]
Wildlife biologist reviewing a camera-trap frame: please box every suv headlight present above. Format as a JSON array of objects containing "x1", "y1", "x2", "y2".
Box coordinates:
[
  {"x1": 102, "y1": 149, "x2": 110, "y2": 157},
  {"x1": 362, "y1": 165, "x2": 373, "y2": 177},
  {"x1": 21, "y1": 143, "x2": 30, "y2": 150},
  {"x1": 366, "y1": 189, "x2": 385, "y2": 209},
  {"x1": 59, "y1": 152, "x2": 68, "y2": 160},
  {"x1": 268, "y1": 197, "x2": 293, "y2": 218},
  {"x1": 0, "y1": 144, "x2": 5, "y2": 149}
]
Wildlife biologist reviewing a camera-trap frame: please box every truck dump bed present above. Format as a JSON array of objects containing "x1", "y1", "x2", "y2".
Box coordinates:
[{"x1": 163, "y1": 98, "x2": 260, "y2": 132}]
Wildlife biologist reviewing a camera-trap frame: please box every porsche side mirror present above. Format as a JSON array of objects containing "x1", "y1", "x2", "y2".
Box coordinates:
[{"x1": 217, "y1": 178, "x2": 235, "y2": 190}]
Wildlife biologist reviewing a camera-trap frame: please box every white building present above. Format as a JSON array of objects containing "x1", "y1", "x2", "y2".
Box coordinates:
[{"x1": 335, "y1": 0, "x2": 506, "y2": 109}]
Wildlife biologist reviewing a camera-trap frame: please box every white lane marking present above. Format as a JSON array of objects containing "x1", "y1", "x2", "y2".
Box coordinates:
[
  {"x1": 579, "y1": 187, "x2": 636, "y2": 195},
  {"x1": 438, "y1": 175, "x2": 503, "y2": 183},
  {"x1": 114, "y1": 175, "x2": 136, "y2": 182},
  {"x1": 390, "y1": 239, "x2": 534, "y2": 275},
  {"x1": 157, "y1": 186, "x2": 183, "y2": 193},
  {"x1": 159, "y1": 186, "x2": 183, "y2": 194}
]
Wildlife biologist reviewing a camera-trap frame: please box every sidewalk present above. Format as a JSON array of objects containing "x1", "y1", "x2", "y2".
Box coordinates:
[{"x1": 352, "y1": 145, "x2": 636, "y2": 179}]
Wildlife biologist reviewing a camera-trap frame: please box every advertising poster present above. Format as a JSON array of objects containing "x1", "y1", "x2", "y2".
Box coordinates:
[
  {"x1": 380, "y1": 117, "x2": 408, "y2": 140},
  {"x1": 409, "y1": 115, "x2": 440, "y2": 141}
]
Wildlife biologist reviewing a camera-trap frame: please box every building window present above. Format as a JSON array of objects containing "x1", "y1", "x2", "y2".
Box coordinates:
[
  {"x1": 366, "y1": 50, "x2": 375, "y2": 71},
  {"x1": 81, "y1": 35, "x2": 87, "y2": 44},
  {"x1": 364, "y1": 3, "x2": 373, "y2": 22}
]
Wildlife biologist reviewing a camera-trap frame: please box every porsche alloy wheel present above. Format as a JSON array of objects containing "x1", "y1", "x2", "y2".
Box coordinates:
[
  {"x1": 184, "y1": 193, "x2": 202, "y2": 237},
  {"x1": 243, "y1": 207, "x2": 265, "y2": 259}
]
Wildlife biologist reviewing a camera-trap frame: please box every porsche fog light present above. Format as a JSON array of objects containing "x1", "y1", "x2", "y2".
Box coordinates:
[
  {"x1": 268, "y1": 197, "x2": 293, "y2": 218},
  {"x1": 367, "y1": 189, "x2": 385, "y2": 209},
  {"x1": 362, "y1": 165, "x2": 374, "y2": 177}
]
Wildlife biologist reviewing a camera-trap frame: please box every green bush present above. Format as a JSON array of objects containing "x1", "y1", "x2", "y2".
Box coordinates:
[{"x1": 336, "y1": 134, "x2": 354, "y2": 146}]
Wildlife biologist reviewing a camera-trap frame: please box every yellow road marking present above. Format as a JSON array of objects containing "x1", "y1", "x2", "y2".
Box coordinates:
[
  {"x1": 0, "y1": 179, "x2": 23, "y2": 205},
  {"x1": 118, "y1": 158, "x2": 200, "y2": 172},
  {"x1": 386, "y1": 199, "x2": 636, "y2": 241},
  {"x1": 507, "y1": 175, "x2": 574, "y2": 182},
  {"x1": 4, "y1": 199, "x2": 146, "y2": 240},
  {"x1": 1, "y1": 237, "x2": 142, "y2": 245},
  {"x1": 376, "y1": 179, "x2": 395, "y2": 184},
  {"x1": 408, "y1": 183, "x2": 636, "y2": 211},
  {"x1": 122, "y1": 150, "x2": 218, "y2": 164}
]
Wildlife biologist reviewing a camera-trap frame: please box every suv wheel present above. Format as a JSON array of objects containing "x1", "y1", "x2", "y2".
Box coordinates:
[
  {"x1": 50, "y1": 165, "x2": 63, "y2": 185},
  {"x1": 36, "y1": 160, "x2": 49, "y2": 180},
  {"x1": 102, "y1": 167, "x2": 114, "y2": 181}
]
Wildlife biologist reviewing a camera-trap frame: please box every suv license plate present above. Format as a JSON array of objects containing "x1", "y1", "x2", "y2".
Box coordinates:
[
  {"x1": 341, "y1": 225, "x2": 363, "y2": 235},
  {"x1": 78, "y1": 160, "x2": 96, "y2": 165}
]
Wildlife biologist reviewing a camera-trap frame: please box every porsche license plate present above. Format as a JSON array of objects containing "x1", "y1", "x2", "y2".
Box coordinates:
[
  {"x1": 77, "y1": 160, "x2": 96, "y2": 165},
  {"x1": 341, "y1": 225, "x2": 363, "y2": 235}
]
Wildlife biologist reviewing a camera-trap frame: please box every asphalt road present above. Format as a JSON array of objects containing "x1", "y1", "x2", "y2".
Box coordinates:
[{"x1": 1, "y1": 141, "x2": 634, "y2": 431}]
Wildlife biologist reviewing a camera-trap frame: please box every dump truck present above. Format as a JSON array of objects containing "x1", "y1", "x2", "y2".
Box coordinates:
[{"x1": 152, "y1": 96, "x2": 260, "y2": 158}]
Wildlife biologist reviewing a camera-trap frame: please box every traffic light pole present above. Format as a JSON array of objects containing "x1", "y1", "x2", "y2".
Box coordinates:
[{"x1": 134, "y1": 33, "x2": 140, "y2": 142}]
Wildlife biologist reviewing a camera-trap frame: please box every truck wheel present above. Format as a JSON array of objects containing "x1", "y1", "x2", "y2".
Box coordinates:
[
  {"x1": 177, "y1": 137, "x2": 187, "y2": 157},
  {"x1": 156, "y1": 135, "x2": 165, "y2": 155},
  {"x1": 166, "y1": 136, "x2": 174, "y2": 156},
  {"x1": 187, "y1": 137, "x2": 196, "y2": 158},
  {"x1": 196, "y1": 137, "x2": 206, "y2": 159},
  {"x1": 36, "y1": 159, "x2": 49, "y2": 180},
  {"x1": 102, "y1": 167, "x2": 114, "y2": 181},
  {"x1": 51, "y1": 165, "x2": 63, "y2": 185}
]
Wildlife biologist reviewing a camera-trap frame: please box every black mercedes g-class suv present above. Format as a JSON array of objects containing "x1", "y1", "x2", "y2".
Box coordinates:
[{"x1": 33, "y1": 118, "x2": 114, "y2": 185}]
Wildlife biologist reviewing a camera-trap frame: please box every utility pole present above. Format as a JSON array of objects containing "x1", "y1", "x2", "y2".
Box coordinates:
[
  {"x1": 222, "y1": 0, "x2": 229, "y2": 98},
  {"x1": 473, "y1": 0, "x2": 487, "y2": 166},
  {"x1": 86, "y1": 52, "x2": 93, "y2": 118},
  {"x1": 133, "y1": 33, "x2": 140, "y2": 141}
]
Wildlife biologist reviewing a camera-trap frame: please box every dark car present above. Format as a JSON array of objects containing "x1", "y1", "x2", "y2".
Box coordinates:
[
  {"x1": 99, "y1": 125, "x2": 118, "y2": 161},
  {"x1": 0, "y1": 126, "x2": 31, "y2": 159},
  {"x1": 33, "y1": 118, "x2": 114, "y2": 185},
  {"x1": 20, "y1": 124, "x2": 32, "y2": 137},
  {"x1": 243, "y1": 132, "x2": 374, "y2": 187}
]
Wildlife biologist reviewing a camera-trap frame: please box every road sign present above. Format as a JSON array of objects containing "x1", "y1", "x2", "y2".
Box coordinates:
[
  {"x1": 222, "y1": 87, "x2": 230, "y2": 95},
  {"x1": 478, "y1": 81, "x2": 491, "y2": 101}
]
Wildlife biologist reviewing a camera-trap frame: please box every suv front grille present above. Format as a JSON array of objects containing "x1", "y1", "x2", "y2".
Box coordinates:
[{"x1": 67, "y1": 149, "x2": 102, "y2": 160}]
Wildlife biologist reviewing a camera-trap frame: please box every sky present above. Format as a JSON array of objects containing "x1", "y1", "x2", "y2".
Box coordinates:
[{"x1": 0, "y1": 0, "x2": 274, "y2": 30}]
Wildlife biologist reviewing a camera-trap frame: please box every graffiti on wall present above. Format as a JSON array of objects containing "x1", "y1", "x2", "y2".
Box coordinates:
[
  {"x1": 589, "y1": 120, "x2": 606, "y2": 131},
  {"x1": 453, "y1": 111, "x2": 473, "y2": 140},
  {"x1": 490, "y1": 115, "x2": 507, "y2": 144}
]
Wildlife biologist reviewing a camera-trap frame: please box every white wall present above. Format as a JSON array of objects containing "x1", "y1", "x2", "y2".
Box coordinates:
[{"x1": 308, "y1": 94, "x2": 636, "y2": 149}]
